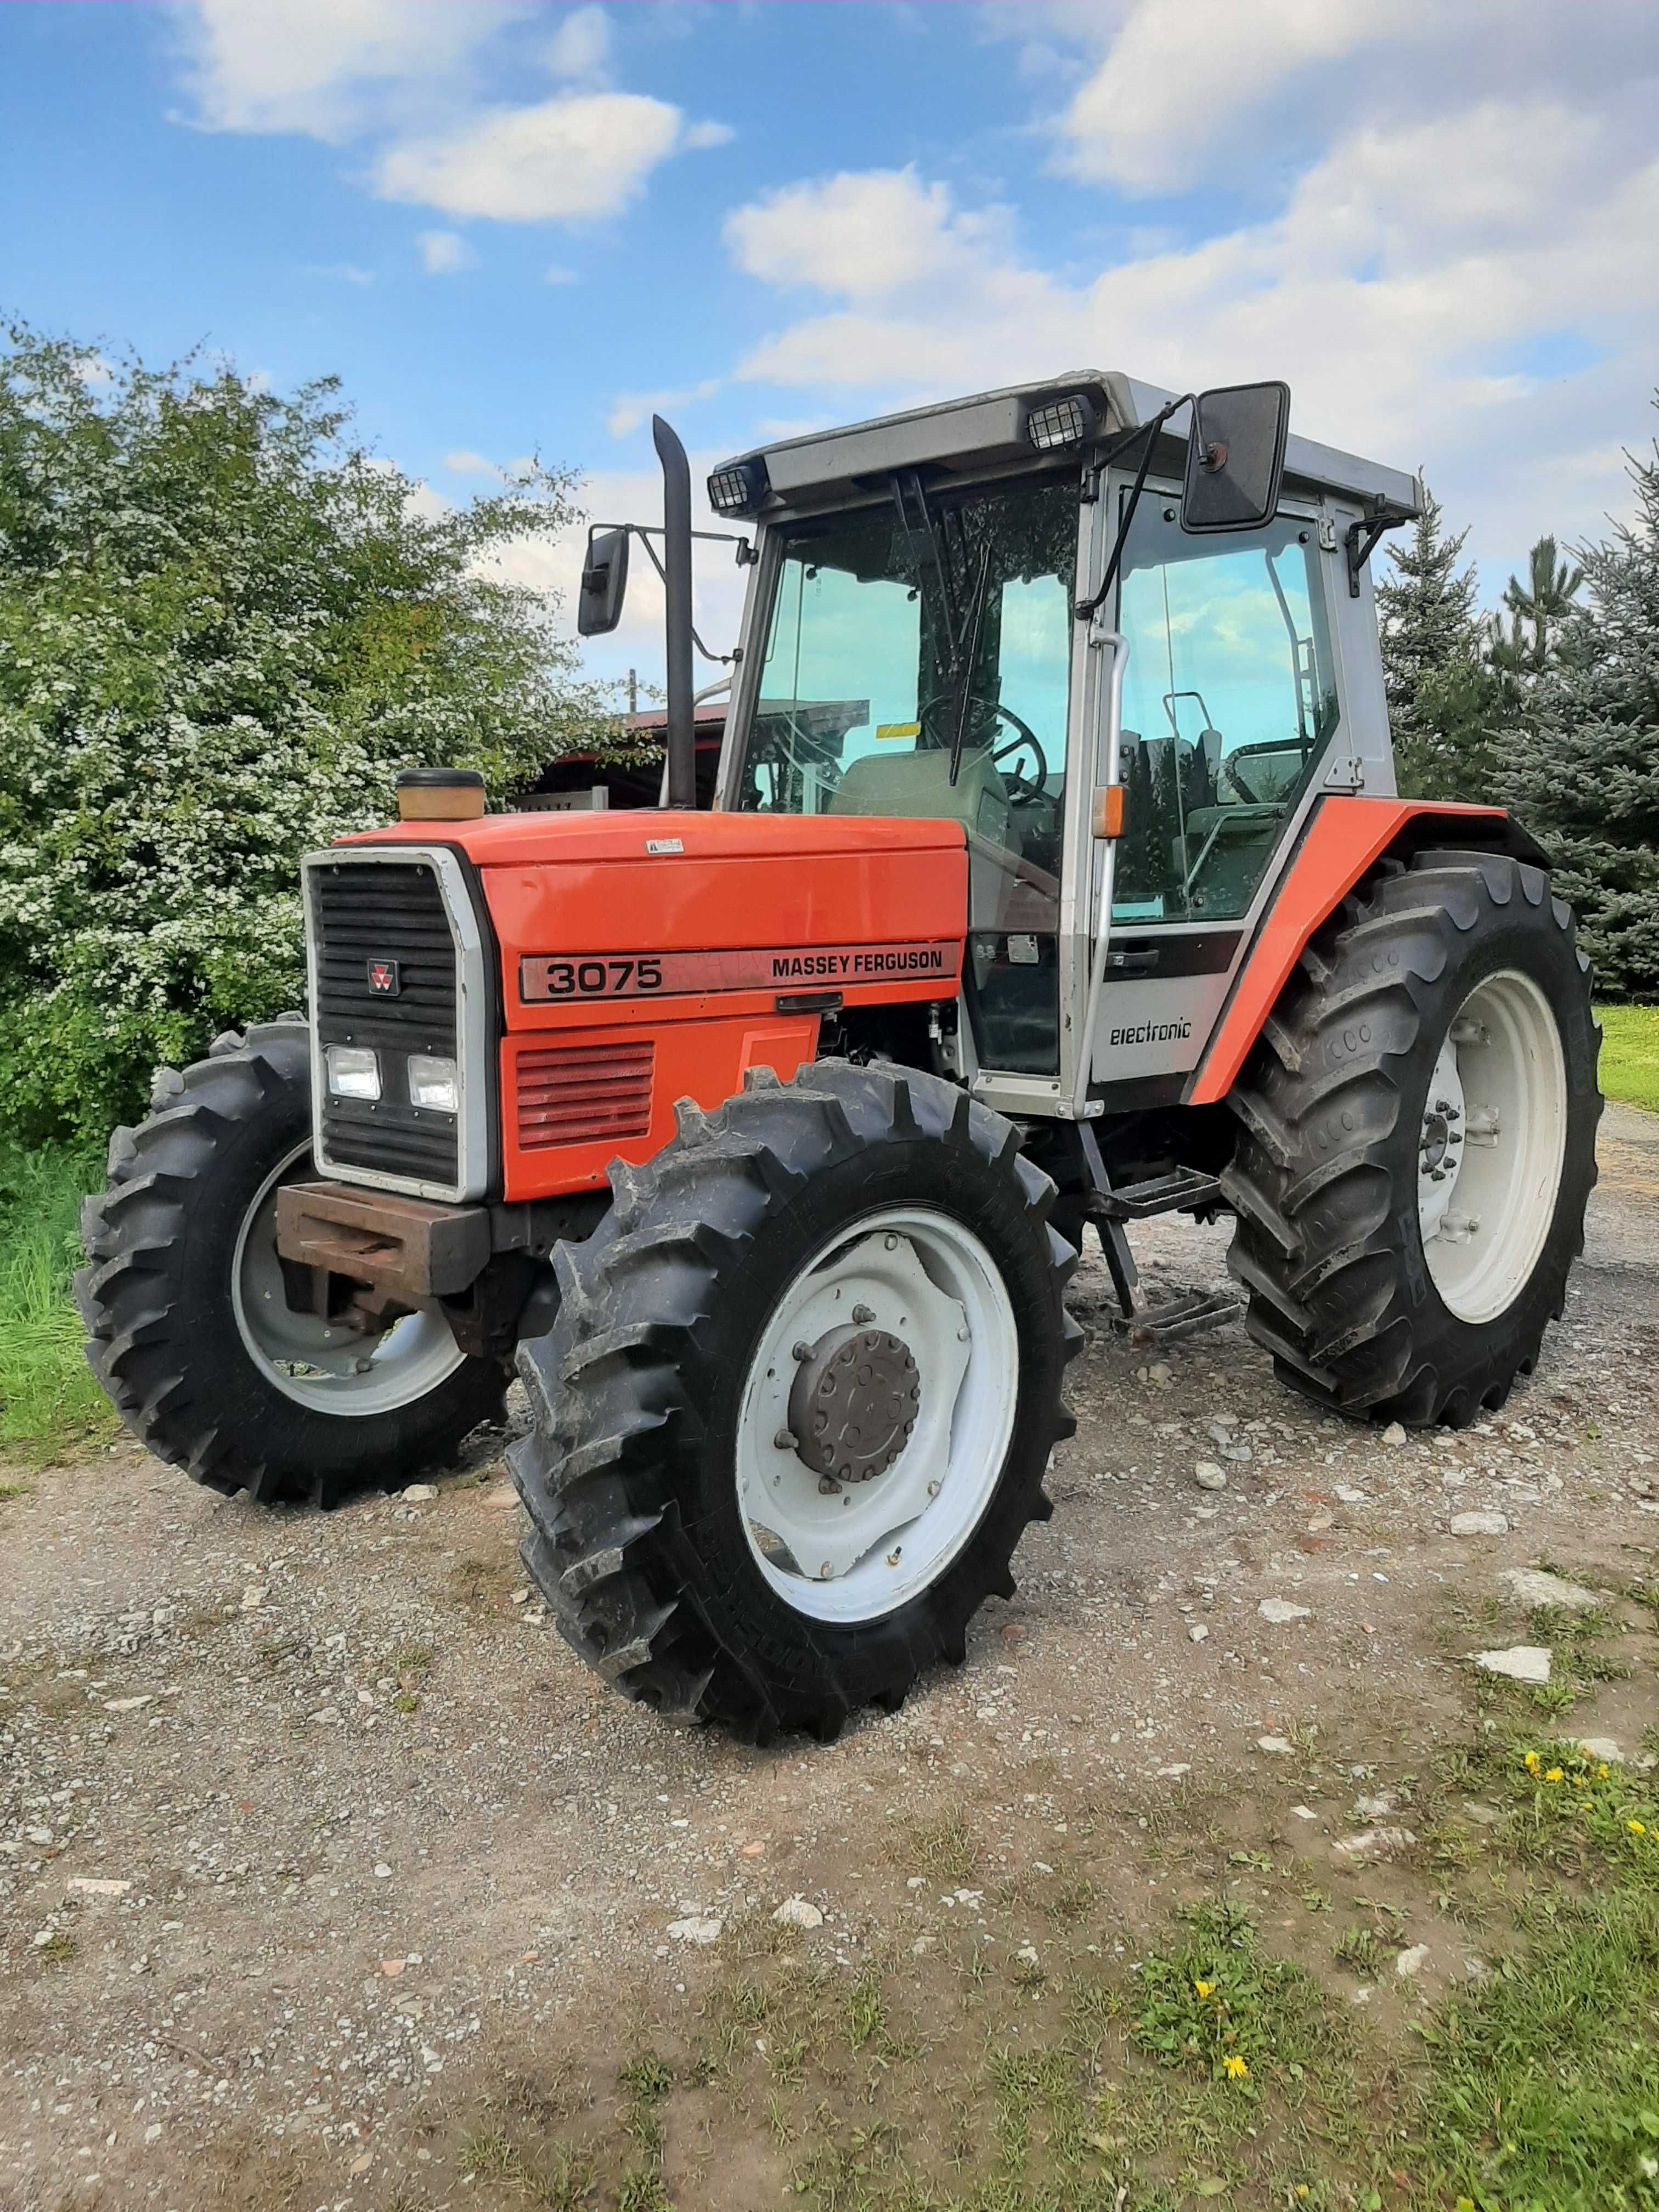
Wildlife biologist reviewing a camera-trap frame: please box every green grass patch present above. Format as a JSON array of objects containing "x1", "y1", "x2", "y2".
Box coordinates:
[
  {"x1": 1598, "y1": 1003, "x2": 1659, "y2": 1113},
  {"x1": 0, "y1": 1144, "x2": 114, "y2": 1460},
  {"x1": 1413, "y1": 1887, "x2": 1659, "y2": 2210}
]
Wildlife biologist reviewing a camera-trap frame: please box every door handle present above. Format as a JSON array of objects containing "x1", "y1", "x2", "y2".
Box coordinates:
[{"x1": 1107, "y1": 949, "x2": 1159, "y2": 975}]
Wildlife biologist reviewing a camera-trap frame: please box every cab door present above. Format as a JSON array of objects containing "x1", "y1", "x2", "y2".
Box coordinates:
[{"x1": 1085, "y1": 482, "x2": 1348, "y2": 1106}]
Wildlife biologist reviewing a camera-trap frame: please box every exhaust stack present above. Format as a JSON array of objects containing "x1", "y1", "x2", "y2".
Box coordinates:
[{"x1": 652, "y1": 414, "x2": 696, "y2": 811}]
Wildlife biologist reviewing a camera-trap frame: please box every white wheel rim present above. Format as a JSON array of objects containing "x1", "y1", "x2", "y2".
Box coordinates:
[
  {"x1": 231, "y1": 1144, "x2": 467, "y2": 1416},
  {"x1": 735, "y1": 1206, "x2": 1018, "y2": 1625},
  {"x1": 1418, "y1": 970, "x2": 1568, "y2": 1324}
]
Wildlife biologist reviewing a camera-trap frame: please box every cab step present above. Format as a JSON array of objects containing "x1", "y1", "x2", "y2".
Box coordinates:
[
  {"x1": 1108, "y1": 1287, "x2": 1243, "y2": 1346},
  {"x1": 1086, "y1": 1169, "x2": 1226, "y2": 1222}
]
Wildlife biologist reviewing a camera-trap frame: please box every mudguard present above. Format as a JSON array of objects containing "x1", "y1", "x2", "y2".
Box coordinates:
[{"x1": 1187, "y1": 797, "x2": 1549, "y2": 1107}]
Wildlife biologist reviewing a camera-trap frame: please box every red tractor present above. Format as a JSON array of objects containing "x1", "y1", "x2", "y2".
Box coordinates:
[{"x1": 78, "y1": 376, "x2": 1600, "y2": 1741}]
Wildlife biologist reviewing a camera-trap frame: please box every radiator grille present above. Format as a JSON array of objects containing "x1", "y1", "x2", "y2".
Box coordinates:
[
  {"x1": 309, "y1": 862, "x2": 457, "y2": 1053},
  {"x1": 516, "y1": 1040, "x2": 654, "y2": 1150},
  {"x1": 307, "y1": 857, "x2": 462, "y2": 1190}
]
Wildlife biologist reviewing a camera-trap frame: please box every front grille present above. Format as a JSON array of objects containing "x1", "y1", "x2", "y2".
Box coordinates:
[
  {"x1": 516, "y1": 1039, "x2": 654, "y2": 1150},
  {"x1": 307, "y1": 857, "x2": 462, "y2": 1192},
  {"x1": 310, "y1": 862, "x2": 458, "y2": 1053}
]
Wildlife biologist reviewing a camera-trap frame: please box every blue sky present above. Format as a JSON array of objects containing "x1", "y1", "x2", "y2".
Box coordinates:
[{"x1": 3, "y1": 1, "x2": 1656, "y2": 693}]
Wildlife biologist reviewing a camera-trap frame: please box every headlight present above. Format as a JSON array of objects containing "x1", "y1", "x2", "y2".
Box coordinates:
[
  {"x1": 326, "y1": 1045, "x2": 381, "y2": 1101},
  {"x1": 407, "y1": 1054, "x2": 459, "y2": 1114}
]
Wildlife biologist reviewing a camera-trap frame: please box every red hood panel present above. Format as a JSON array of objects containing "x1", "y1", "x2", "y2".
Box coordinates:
[{"x1": 340, "y1": 807, "x2": 966, "y2": 867}]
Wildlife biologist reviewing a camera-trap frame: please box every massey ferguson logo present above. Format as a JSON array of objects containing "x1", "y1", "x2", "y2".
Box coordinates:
[{"x1": 367, "y1": 959, "x2": 401, "y2": 997}]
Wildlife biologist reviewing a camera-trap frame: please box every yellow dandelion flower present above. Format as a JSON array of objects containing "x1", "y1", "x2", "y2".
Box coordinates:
[
  {"x1": 1223, "y1": 2054, "x2": 1249, "y2": 2081},
  {"x1": 1193, "y1": 1978, "x2": 1214, "y2": 2000},
  {"x1": 1523, "y1": 1750, "x2": 1540, "y2": 1773},
  {"x1": 1630, "y1": 1820, "x2": 1648, "y2": 1837},
  {"x1": 1598, "y1": 1764, "x2": 1610, "y2": 1779},
  {"x1": 1295, "y1": 2188, "x2": 1310, "y2": 2200},
  {"x1": 1545, "y1": 1767, "x2": 1564, "y2": 1784},
  {"x1": 1573, "y1": 1775, "x2": 1588, "y2": 1788}
]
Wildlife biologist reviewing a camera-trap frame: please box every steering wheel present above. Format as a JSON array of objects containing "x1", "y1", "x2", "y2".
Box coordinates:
[{"x1": 916, "y1": 695, "x2": 1051, "y2": 801}]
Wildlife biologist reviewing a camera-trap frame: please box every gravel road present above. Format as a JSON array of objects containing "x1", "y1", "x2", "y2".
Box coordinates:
[{"x1": 3, "y1": 1105, "x2": 1655, "y2": 2209}]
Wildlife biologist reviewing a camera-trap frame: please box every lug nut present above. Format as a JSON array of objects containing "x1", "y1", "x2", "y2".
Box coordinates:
[
  {"x1": 792, "y1": 1340, "x2": 812, "y2": 1362},
  {"x1": 851, "y1": 1303, "x2": 875, "y2": 1324},
  {"x1": 774, "y1": 1428, "x2": 797, "y2": 1451}
]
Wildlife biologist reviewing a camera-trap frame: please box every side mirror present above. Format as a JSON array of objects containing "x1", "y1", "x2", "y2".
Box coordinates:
[
  {"x1": 1181, "y1": 381, "x2": 1290, "y2": 533},
  {"x1": 577, "y1": 525, "x2": 630, "y2": 636}
]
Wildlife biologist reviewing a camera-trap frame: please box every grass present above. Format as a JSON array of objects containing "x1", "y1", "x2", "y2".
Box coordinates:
[
  {"x1": 1598, "y1": 1003, "x2": 1659, "y2": 1113},
  {"x1": 0, "y1": 1143, "x2": 114, "y2": 1460}
]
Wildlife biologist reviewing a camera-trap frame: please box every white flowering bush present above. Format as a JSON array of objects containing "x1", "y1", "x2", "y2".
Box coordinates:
[{"x1": 0, "y1": 324, "x2": 622, "y2": 1139}]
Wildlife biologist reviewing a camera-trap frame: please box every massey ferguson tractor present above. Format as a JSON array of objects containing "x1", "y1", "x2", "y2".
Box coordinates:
[{"x1": 77, "y1": 374, "x2": 1601, "y2": 1741}]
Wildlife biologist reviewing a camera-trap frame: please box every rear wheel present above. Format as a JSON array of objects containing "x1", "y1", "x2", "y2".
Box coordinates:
[
  {"x1": 1222, "y1": 849, "x2": 1600, "y2": 1426},
  {"x1": 511, "y1": 1060, "x2": 1081, "y2": 1741},
  {"x1": 76, "y1": 1021, "x2": 507, "y2": 1504}
]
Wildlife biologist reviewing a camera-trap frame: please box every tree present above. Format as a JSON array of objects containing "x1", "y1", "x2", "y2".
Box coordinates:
[
  {"x1": 1502, "y1": 400, "x2": 1659, "y2": 997},
  {"x1": 1488, "y1": 533, "x2": 1585, "y2": 680},
  {"x1": 0, "y1": 323, "x2": 623, "y2": 1141},
  {"x1": 1375, "y1": 483, "x2": 1501, "y2": 801}
]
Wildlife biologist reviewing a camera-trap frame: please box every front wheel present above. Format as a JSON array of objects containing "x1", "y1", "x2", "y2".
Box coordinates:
[
  {"x1": 1222, "y1": 848, "x2": 1601, "y2": 1427},
  {"x1": 76, "y1": 1021, "x2": 507, "y2": 1505},
  {"x1": 511, "y1": 1060, "x2": 1081, "y2": 1741}
]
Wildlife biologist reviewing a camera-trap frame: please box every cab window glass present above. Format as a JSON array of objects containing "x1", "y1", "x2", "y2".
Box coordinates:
[{"x1": 1113, "y1": 503, "x2": 1338, "y2": 922}]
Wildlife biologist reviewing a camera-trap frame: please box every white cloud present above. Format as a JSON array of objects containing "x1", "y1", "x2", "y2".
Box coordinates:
[
  {"x1": 314, "y1": 262, "x2": 375, "y2": 286},
  {"x1": 545, "y1": 263, "x2": 579, "y2": 285},
  {"x1": 720, "y1": 94, "x2": 1659, "y2": 586},
  {"x1": 725, "y1": 167, "x2": 1011, "y2": 300},
  {"x1": 443, "y1": 449, "x2": 502, "y2": 478},
  {"x1": 375, "y1": 92, "x2": 719, "y2": 223},
  {"x1": 174, "y1": 0, "x2": 518, "y2": 140},
  {"x1": 416, "y1": 228, "x2": 476, "y2": 274},
  {"x1": 1039, "y1": 0, "x2": 1659, "y2": 196},
  {"x1": 542, "y1": 4, "x2": 611, "y2": 82},
  {"x1": 172, "y1": 1, "x2": 724, "y2": 232},
  {"x1": 1054, "y1": 0, "x2": 1419, "y2": 191}
]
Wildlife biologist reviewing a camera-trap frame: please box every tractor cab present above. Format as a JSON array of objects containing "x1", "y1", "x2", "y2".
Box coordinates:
[{"x1": 699, "y1": 374, "x2": 1420, "y2": 1120}]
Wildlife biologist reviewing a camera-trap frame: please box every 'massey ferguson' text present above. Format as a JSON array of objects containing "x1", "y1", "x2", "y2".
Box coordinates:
[{"x1": 520, "y1": 942, "x2": 958, "y2": 1003}]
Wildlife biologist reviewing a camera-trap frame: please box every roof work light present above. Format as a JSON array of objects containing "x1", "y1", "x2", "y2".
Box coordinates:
[
  {"x1": 1024, "y1": 393, "x2": 1097, "y2": 452},
  {"x1": 707, "y1": 456, "x2": 769, "y2": 517}
]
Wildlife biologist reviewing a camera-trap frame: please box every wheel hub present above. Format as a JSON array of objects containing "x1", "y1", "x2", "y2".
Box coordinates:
[{"x1": 788, "y1": 1323, "x2": 919, "y2": 1484}]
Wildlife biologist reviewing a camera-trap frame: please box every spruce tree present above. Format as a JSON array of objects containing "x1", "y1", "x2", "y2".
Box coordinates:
[
  {"x1": 1503, "y1": 404, "x2": 1659, "y2": 997},
  {"x1": 1375, "y1": 484, "x2": 1499, "y2": 800}
]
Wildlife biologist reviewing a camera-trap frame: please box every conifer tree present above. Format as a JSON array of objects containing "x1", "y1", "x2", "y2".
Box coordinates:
[
  {"x1": 1375, "y1": 484, "x2": 1499, "y2": 800},
  {"x1": 1503, "y1": 403, "x2": 1659, "y2": 996}
]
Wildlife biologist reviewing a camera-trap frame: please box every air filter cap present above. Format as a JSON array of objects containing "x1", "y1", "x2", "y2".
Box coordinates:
[{"x1": 396, "y1": 767, "x2": 486, "y2": 822}]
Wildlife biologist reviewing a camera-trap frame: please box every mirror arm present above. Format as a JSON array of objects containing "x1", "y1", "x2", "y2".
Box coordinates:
[
  {"x1": 1073, "y1": 394, "x2": 1194, "y2": 622},
  {"x1": 622, "y1": 526, "x2": 737, "y2": 664},
  {"x1": 1344, "y1": 495, "x2": 1417, "y2": 598}
]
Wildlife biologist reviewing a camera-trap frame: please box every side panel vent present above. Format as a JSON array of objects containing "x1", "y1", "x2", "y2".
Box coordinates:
[{"x1": 516, "y1": 1040, "x2": 654, "y2": 1150}]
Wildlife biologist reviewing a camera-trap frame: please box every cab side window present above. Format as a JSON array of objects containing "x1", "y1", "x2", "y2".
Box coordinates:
[{"x1": 1113, "y1": 503, "x2": 1338, "y2": 922}]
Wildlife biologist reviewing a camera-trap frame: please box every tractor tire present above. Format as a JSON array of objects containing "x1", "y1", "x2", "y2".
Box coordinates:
[
  {"x1": 511, "y1": 1059, "x2": 1081, "y2": 1742},
  {"x1": 1222, "y1": 848, "x2": 1600, "y2": 1427},
  {"x1": 75, "y1": 1019, "x2": 506, "y2": 1506}
]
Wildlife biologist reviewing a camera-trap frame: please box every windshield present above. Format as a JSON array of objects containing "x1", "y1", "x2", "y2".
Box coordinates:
[{"x1": 733, "y1": 473, "x2": 1077, "y2": 891}]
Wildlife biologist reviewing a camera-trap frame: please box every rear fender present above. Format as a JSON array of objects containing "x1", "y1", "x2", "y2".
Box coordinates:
[{"x1": 1186, "y1": 798, "x2": 1547, "y2": 1107}]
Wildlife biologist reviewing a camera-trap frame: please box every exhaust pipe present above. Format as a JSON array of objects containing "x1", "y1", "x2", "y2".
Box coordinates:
[{"x1": 652, "y1": 414, "x2": 696, "y2": 810}]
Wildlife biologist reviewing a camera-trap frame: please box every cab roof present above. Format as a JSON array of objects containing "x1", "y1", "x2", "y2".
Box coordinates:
[{"x1": 717, "y1": 371, "x2": 1421, "y2": 520}]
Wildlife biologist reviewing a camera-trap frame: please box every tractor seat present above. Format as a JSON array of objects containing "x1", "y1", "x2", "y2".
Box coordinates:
[{"x1": 830, "y1": 746, "x2": 1018, "y2": 856}]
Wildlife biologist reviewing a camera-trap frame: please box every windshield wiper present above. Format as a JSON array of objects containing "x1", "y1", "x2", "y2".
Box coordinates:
[
  {"x1": 947, "y1": 541, "x2": 994, "y2": 787},
  {"x1": 890, "y1": 470, "x2": 999, "y2": 786}
]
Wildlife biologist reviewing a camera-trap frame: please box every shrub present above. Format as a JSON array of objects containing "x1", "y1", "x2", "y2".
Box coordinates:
[{"x1": 0, "y1": 321, "x2": 620, "y2": 1139}]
